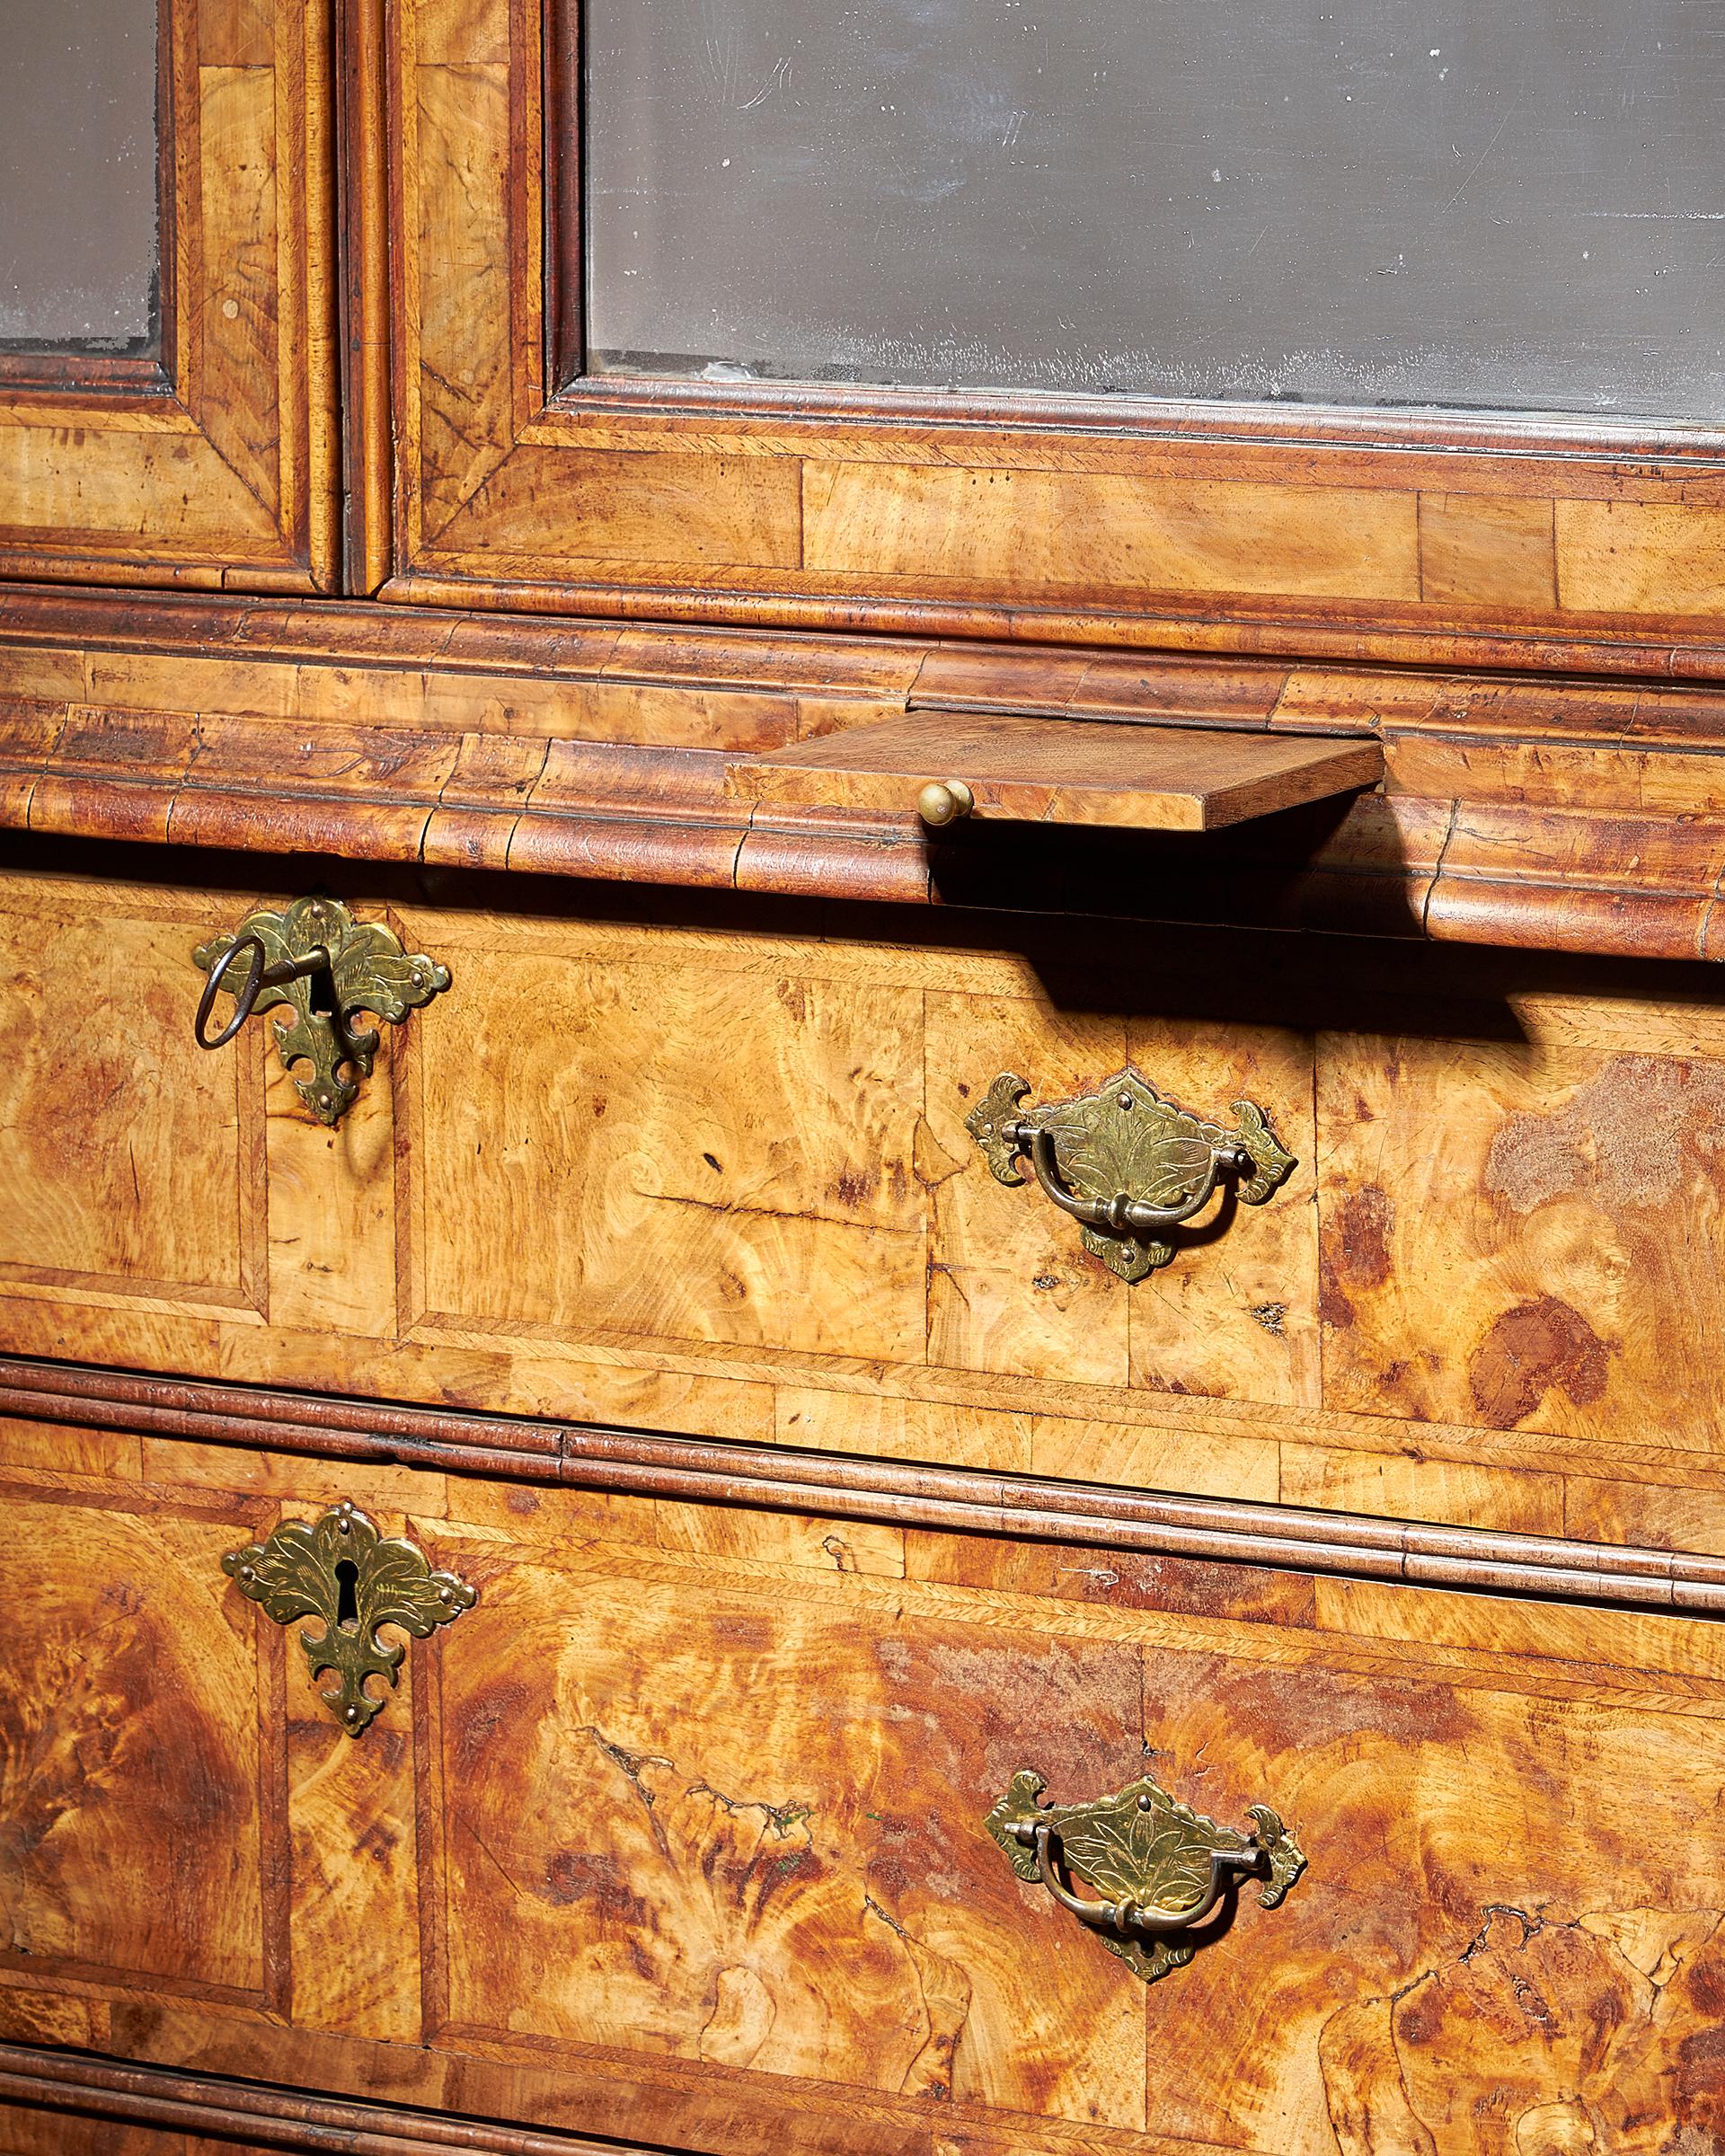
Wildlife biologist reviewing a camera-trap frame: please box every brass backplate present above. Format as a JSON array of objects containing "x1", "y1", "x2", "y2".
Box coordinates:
[
  {"x1": 967, "y1": 1065, "x2": 1296, "y2": 1281},
  {"x1": 193, "y1": 895, "x2": 450, "y2": 1126},
  {"x1": 986, "y1": 1766, "x2": 1306, "y2": 1982},
  {"x1": 222, "y1": 1501, "x2": 476, "y2": 1735}
]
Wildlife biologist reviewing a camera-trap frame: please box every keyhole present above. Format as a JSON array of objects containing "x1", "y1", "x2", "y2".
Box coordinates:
[
  {"x1": 335, "y1": 1558, "x2": 359, "y2": 1630},
  {"x1": 306, "y1": 962, "x2": 337, "y2": 1019}
]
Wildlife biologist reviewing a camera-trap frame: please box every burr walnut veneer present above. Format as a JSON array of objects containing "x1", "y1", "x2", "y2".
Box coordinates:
[
  {"x1": 9, "y1": 840, "x2": 1725, "y2": 1542},
  {"x1": 4, "y1": 1374, "x2": 1725, "y2": 2156},
  {"x1": 6, "y1": 833, "x2": 1725, "y2": 2149}
]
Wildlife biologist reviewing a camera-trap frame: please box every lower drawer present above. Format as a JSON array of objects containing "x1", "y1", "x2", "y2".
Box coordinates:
[{"x1": 3, "y1": 1401, "x2": 1723, "y2": 2153}]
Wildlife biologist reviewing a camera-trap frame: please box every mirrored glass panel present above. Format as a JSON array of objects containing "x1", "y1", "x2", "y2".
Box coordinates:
[
  {"x1": 1, "y1": 0, "x2": 161, "y2": 353},
  {"x1": 584, "y1": 0, "x2": 1725, "y2": 421}
]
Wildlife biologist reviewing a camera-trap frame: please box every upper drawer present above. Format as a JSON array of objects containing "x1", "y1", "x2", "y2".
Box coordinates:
[{"x1": 6, "y1": 842, "x2": 1725, "y2": 1550}]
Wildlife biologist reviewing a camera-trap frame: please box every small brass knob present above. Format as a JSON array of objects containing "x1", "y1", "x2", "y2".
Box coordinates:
[{"x1": 918, "y1": 778, "x2": 975, "y2": 827}]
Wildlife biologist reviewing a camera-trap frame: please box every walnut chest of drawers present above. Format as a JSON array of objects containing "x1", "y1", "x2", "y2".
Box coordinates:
[{"x1": 10, "y1": 0, "x2": 1725, "y2": 2145}]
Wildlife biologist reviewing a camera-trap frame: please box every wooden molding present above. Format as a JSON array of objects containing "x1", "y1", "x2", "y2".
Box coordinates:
[
  {"x1": 4, "y1": 583, "x2": 1725, "y2": 959},
  {"x1": 6, "y1": 1356, "x2": 1725, "y2": 1618},
  {"x1": 0, "y1": 2044, "x2": 647, "y2": 2155},
  {"x1": 335, "y1": 0, "x2": 394, "y2": 595}
]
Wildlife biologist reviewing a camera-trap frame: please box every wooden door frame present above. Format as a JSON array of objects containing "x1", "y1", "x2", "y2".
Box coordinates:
[
  {"x1": 0, "y1": 0, "x2": 341, "y2": 595},
  {"x1": 384, "y1": 0, "x2": 1725, "y2": 678}
]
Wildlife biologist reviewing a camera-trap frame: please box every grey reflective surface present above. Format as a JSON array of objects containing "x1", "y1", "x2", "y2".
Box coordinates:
[
  {"x1": 585, "y1": 0, "x2": 1725, "y2": 421},
  {"x1": 1, "y1": 0, "x2": 160, "y2": 352}
]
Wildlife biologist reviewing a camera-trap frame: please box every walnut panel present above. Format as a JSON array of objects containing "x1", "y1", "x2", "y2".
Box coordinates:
[
  {"x1": 406, "y1": 947, "x2": 928, "y2": 1358},
  {"x1": 398, "y1": 915, "x2": 1322, "y2": 1406},
  {"x1": 438, "y1": 1549, "x2": 1148, "y2": 2127},
  {"x1": 0, "y1": 1430, "x2": 467, "y2": 2057},
  {"x1": 437, "y1": 448, "x2": 806, "y2": 570},
  {"x1": 1420, "y1": 493, "x2": 1557, "y2": 611},
  {"x1": 197, "y1": 56, "x2": 287, "y2": 526},
  {"x1": 418, "y1": 1500, "x2": 1725, "y2": 2146},
  {"x1": 0, "y1": 883, "x2": 264, "y2": 1318},
  {"x1": 1319, "y1": 1035, "x2": 1725, "y2": 1453},
  {"x1": 285, "y1": 1661, "x2": 421, "y2": 2043},
  {"x1": 411, "y1": 52, "x2": 514, "y2": 543},
  {"x1": 801, "y1": 466, "x2": 1420, "y2": 604},
  {"x1": 0, "y1": 1489, "x2": 264, "y2": 1997},
  {"x1": 1557, "y1": 500, "x2": 1725, "y2": 618},
  {"x1": 0, "y1": 0, "x2": 338, "y2": 590},
  {"x1": 911, "y1": 1533, "x2": 1725, "y2": 2154},
  {"x1": 0, "y1": 422, "x2": 283, "y2": 561}
]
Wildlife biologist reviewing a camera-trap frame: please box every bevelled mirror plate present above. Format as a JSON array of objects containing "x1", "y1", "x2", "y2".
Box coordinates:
[
  {"x1": 583, "y1": 0, "x2": 1725, "y2": 422},
  {"x1": 1, "y1": 0, "x2": 160, "y2": 354}
]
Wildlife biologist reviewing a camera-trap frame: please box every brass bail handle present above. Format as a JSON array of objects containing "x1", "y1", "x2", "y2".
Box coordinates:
[
  {"x1": 984, "y1": 1767, "x2": 1307, "y2": 1984},
  {"x1": 1019, "y1": 1122, "x2": 1252, "y2": 1236},
  {"x1": 1014, "y1": 1814, "x2": 1261, "y2": 1936},
  {"x1": 964, "y1": 1066, "x2": 1297, "y2": 1283},
  {"x1": 193, "y1": 931, "x2": 332, "y2": 1051}
]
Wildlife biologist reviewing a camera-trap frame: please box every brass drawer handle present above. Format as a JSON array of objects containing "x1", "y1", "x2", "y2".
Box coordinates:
[
  {"x1": 222, "y1": 1500, "x2": 475, "y2": 1736},
  {"x1": 1020, "y1": 1122, "x2": 1239, "y2": 1236},
  {"x1": 965, "y1": 1065, "x2": 1295, "y2": 1282},
  {"x1": 986, "y1": 1768, "x2": 1306, "y2": 1984},
  {"x1": 192, "y1": 895, "x2": 449, "y2": 1126},
  {"x1": 1024, "y1": 1817, "x2": 1258, "y2": 1936}
]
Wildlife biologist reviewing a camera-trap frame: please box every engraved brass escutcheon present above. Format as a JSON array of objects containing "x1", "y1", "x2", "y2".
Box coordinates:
[
  {"x1": 986, "y1": 1768, "x2": 1306, "y2": 1983},
  {"x1": 193, "y1": 895, "x2": 450, "y2": 1127},
  {"x1": 222, "y1": 1501, "x2": 476, "y2": 1736},
  {"x1": 965, "y1": 1065, "x2": 1296, "y2": 1281}
]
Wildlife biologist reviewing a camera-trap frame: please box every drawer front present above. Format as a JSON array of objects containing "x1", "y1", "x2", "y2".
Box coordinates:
[
  {"x1": 4, "y1": 1411, "x2": 1723, "y2": 2152},
  {"x1": 9, "y1": 847, "x2": 1725, "y2": 1545}
]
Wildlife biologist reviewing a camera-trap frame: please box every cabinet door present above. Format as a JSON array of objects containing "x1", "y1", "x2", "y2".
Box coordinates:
[
  {"x1": 0, "y1": 0, "x2": 340, "y2": 592},
  {"x1": 386, "y1": 0, "x2": 1725, "y2": 673}
]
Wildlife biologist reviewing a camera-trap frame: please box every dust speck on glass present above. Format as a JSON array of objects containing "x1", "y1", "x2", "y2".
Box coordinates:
[
  {"x1": 583, "y1": 0, "x2": 1725, "y2": 423},
  {"x1": 0, "y1": 0, "x2": 160, "y2": 354}
]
